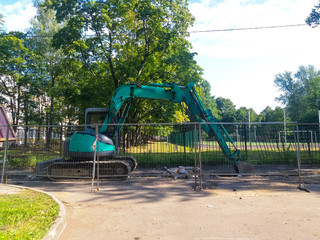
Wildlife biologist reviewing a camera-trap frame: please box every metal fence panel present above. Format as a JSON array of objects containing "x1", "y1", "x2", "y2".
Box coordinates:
[
  {"x1": 293, "y1": 123, "x2": 320, "y2": 190},
  {"x1": 1, "y1": 122, "x2": 319, "y2": 184}
]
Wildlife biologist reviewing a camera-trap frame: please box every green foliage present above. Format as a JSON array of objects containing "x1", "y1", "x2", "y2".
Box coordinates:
[
  {"x1": 6, "y1": 147, "x2": 61, "y2": 168},
  {"x1": 42, "y1": 0, "x2": 202, "y2": 124},
  {"x1": 3, "y1": 0, "x2": 314, "y2": 127},
  {"x1": 235, "y1": 107, "x2": 251, "y2": 122},
  {"x1": 0, "y1": 31, "x2": 41, "y2": 126},
  {"x1": 306, "y1": 1, "x2": 320, "y2": 27},
  {"x1": 274, "y1": 65, "x2": 320, "y2": 122},
  {"x1": 215, "y1": 98, "x2": 259, "y2": 123},
  {"x1": 216, "y1": 97, "x2": 236, "y2": 121},
  {"x1": 260, "y1": 106, "x2": 286, "y2": 122},
  {"x1": 9, "y1": 155, "x2": 38, "y2": 167},
  {"x1": 198, "y1": 80, "x2": 218, "y2": 116},
  {"x1": 27, "y1": 2, "x2": 67, "y2": 126},
  {"x1": 0, "y1": 190, "x2": 59, "y2": 240}
]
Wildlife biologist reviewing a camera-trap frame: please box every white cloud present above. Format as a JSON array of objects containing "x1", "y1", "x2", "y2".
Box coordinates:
[
  {"x1": 0, "y1": 0, "x2": 36, "y2": 32},
  {"x1": 188, "y1": 0, "x2": 320, "y2": 59},
  {"x1": 188, "y1": 0, "x2": 320, "y2": 113}
]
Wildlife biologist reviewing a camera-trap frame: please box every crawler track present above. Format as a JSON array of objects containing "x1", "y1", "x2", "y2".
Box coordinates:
[{"x1": 46, "y1": 156, "x2": 137, "y2": 179}]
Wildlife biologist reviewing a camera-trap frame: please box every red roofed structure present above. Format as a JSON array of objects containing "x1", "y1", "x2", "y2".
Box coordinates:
[{"x1": 0, "y1": 106, "x2": 16, "y2": 142}]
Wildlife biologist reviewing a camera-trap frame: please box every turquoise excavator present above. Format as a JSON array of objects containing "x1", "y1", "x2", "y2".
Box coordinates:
[{"x1": 46, "y1": 81, "x2": 252, "y2": 178}]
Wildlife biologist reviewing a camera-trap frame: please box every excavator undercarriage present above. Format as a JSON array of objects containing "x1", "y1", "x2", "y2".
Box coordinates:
[{"x1": 45, "y1": 155, "x2": 137, "y2": 179}]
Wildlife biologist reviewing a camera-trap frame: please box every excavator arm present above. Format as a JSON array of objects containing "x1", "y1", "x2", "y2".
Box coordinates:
[{"x1": 100, "y1": 81, "x2": 241, "y2": 164}]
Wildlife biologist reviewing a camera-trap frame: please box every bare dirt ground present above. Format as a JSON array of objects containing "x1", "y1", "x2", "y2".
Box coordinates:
[{"x1": 9, "y1": 175, "x2": 320, "y2": 240}]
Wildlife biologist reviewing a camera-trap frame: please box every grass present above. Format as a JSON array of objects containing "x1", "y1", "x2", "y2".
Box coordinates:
[
  {"x1": 5, "y1": 147, "x2": 61, "y2": 168},
  {"x1": 125, "y1": 141, "x2": 320, "y2": 167},
  {"x1": 0, "y1": 190, "x2": 59, "y2": 240},
  {"x1": 3, "y1": 140, "x2": 320, "y2": 169}
]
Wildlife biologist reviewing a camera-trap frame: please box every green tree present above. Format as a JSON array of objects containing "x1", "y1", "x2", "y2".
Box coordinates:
[
  {"x1": 26, "y1": 2, "x2": 70, "y2": 146},
  {"x1": 306, "y1": 1, "x2": 320, "y2": 27},
  {"x1": 43, "y1": 0, "x2": 202, "y2": 124},
  {"x1": 216, "y1": 97, "x2": 237, "y2": 122},
  {"x1": 274, "y1": 65, "x2": 320, "y2": 122},
  {"x1": 0, "y1": 32, "x2": 40, "y2": 128},
  {"x1": 28, "y1": 3, "x2": 60, "y2": 125},
  {"x1": 235, "y1": 107, "x2": 248, "y2": 122},
  {"x1": 259, "y1": 106, "x2": 286, "y2": 122},
  {"x1": 198, "y1": 79, "x2": 218, "y2": 115}
]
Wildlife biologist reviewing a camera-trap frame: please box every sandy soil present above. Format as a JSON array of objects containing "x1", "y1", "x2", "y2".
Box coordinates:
[{"x1": 10, "y1": 175, "x2": 320, "y2": 240}]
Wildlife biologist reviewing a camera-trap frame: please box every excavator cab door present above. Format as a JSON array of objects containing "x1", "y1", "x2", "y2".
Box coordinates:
[
  {"x1": 85, "y1": 108, "x2": 109, "y2": 131},
  {"x1": 84, "y1": 107, "x2": 118, "y2": 145}
]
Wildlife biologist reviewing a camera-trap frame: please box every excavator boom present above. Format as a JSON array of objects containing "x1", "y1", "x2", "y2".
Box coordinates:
[{"x1": 100, "y1": 81, "x2": 241, "y2": 164}]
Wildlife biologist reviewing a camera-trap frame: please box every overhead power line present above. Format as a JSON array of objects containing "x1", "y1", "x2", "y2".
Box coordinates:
[
  {"x1": 20, "y1": 23, "x2": 309, "y2": 38},
  {"x1": 189, "y1": 23, "x2": 308, "y2": 33}
]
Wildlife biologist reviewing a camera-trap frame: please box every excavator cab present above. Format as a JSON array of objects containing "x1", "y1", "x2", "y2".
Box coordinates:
[
  {"x1": 84, "y1": 108, "x2": 120, "y2": 141},
  {"x1": 85, "y1": 108, "x2": 108, "y2": 132}
]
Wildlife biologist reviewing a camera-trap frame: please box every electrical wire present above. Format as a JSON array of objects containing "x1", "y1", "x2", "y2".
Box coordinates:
[
  {"x1": 20, "y1": 23, "x2": 309, "y2": 38},
  {"x1": 188, "y1": 23, "x2": 308, "y2": 33}
]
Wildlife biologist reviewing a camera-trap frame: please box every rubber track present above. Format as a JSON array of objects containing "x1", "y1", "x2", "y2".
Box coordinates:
[
  {"x1": 47, "y1": 160, "x2": 131, "y2": 178},
  {"x1": 113, "y1": 155, "x2": 138, "y2": 172}
]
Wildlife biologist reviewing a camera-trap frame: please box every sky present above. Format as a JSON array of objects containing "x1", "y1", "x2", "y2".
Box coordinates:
[{"x1": 1, "y1": 0, "x2": 320, "y2": 113}]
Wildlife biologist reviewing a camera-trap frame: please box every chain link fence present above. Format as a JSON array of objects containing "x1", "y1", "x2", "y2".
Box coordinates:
[{"x1": 1, "y1": 122, "x2": 319, "y2": 189}]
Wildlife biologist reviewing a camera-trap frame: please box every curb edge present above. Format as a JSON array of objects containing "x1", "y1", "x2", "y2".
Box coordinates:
[{"x1": 4, "y1": 184, "x2": 66, "y2": 240}]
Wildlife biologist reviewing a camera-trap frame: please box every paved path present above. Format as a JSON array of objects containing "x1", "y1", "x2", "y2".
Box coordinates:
[
  {"x1": 6, "y1": 176, "x2": 320, "y2": 240},
  {"x1": 0, "y1": 184, "x2": 22, "y2": 195}
]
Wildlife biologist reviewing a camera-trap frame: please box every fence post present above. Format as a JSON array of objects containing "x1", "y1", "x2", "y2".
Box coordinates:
[
  {"x1": 295, "y1": 123, "x2": 302, "y2": 175},
  {"x1": 59, "y1": 126, "x2": 63, "y2": 157},
  {"x1": 1, "y1": 126, "x2": 10, "y2": 184},
  {"x1": 91, "y1": 124, "x2": 98, "y2": 192},
  {"x1": 97, "y1": 124, "x2": 100, "y2": 191},
  {"x1": 294, "y1": 123, "x2": 308, "y2": 191},
  {"x1": 243, "y1": 124, "x2": 248, "y2": 156},
  {"x1": 194, "y1": 123, "x2": 198, "y2": 188},
  {"x1": 198, "y1": 123, "x2": 202, "y2": 190},
  {"x1": 183, "y1": 130, "x2": 186, "y2": 161},
  {"x1": 307, "y1": 129, "x2": 311, "y2": 158},
  {"x1": 122, "y1": 125, "x2": 126, "y2": 152}
]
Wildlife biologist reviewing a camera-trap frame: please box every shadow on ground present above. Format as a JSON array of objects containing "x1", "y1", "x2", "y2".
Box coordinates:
[{"x1": 7, "y1": 173, "x2": 320, "y2": 204}]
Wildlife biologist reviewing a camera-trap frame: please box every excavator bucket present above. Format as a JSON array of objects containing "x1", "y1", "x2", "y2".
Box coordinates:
[{"x1": 236, "y1": 161, "x2": 254, "y2": 173}]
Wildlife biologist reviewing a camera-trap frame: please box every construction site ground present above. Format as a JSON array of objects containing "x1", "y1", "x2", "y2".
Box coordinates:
[{"x1": 7, "y1": 174, "x2": 320, "y2": 240}]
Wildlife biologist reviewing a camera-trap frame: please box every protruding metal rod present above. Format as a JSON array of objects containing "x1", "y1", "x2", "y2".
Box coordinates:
[
  {"x1": 91, "y1": 124, "x2": 98, "y2": 192},
  {"x1": 198, "y1": 123, "x2": 202, "y2": 190},
  {"x1": 1, "y1": 126, "x2": 10, "y2": 184}
]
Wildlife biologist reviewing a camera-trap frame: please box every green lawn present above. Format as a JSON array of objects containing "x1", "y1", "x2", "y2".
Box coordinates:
[
  {"x1": 125, "y1": 141, "x2": 319, "y2": 167},
  {"x1": 0, "y1": 190, "x2": 59, "y2": 240},
  {"x1": 4, "y1": 140, "x2": 319, "y2": 169}
]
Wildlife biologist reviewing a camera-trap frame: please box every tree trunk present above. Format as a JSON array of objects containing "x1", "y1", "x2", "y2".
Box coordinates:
[{"x1": 46, "y1": 74, "x2": 55, "y2": 150}]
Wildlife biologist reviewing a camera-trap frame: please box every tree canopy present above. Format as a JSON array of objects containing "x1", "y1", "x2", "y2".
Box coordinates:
[
  {"x1": 0, "y1": 0, "x2": 207, "y2": 125},
  {"x1": 274, "y1": 65, "x2": 320, "y2": 122},
  {"x1": 306, "y1": 1, "x2": 320, "y2": 27},
  {"x1": 2, "y1": 0, "x2": 320, "y2": 127},
  {"x1": 41, "y1": 0, "x2": 203, "y2": 124}
]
